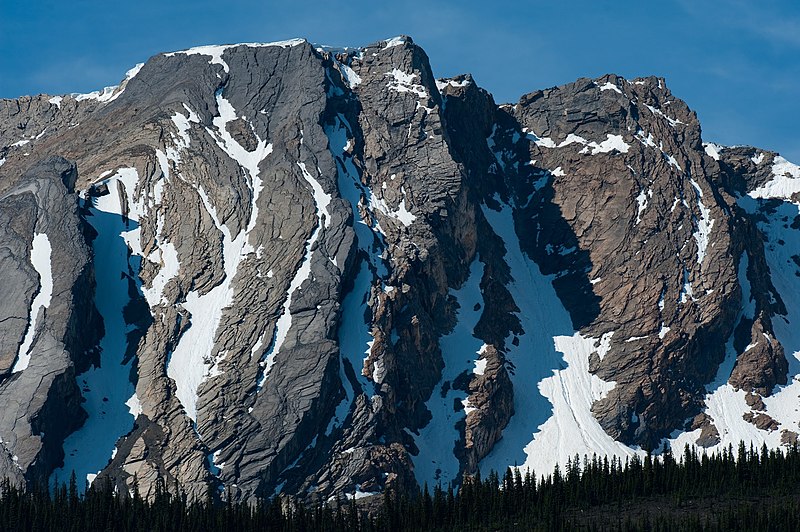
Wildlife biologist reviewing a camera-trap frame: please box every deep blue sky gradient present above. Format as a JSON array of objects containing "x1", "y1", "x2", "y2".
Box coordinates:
[{"x1": 1, "y1": 0, "x2": 798, "y2": 160}]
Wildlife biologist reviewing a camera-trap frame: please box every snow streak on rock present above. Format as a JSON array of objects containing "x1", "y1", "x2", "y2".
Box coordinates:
[
  {"x1": 254, "y1": 153, "x2": 330, "y2": 392},
  {"x1": 644, "y1": 103, "x2": 683, "y2": 127},
  {"x1": 635, "y1": 188, "x2": 652, "y2": 225},
  {"x1": 168, "y1": 89, "x2": 272, "y2": 421},
  {"x1": 12, "y1": 233, "x2": 53, "y2": 373},
  {"x1": 165, "y1": 40, "x2": 306, "y2": 73}
]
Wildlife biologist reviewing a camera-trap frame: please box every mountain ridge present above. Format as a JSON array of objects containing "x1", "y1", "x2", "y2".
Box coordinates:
[{"x1": 0, "y1": 34, "x2": 799, "y2": 504}]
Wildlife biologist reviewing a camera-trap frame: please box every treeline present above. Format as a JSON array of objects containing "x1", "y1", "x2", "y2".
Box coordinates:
[{"x1": 3, "y1": 442, "x2": 800, "y2": 531}]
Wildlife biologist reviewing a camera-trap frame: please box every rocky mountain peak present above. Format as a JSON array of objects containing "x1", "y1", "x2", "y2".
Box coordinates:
[{"x1": 0, "y1": 36, "x2": 799, "y2": 503}]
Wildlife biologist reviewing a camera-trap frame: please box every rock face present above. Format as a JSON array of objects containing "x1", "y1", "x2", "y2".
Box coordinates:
[{"x1": 1, "y1": 36, "x2": 799, "y2": 502}]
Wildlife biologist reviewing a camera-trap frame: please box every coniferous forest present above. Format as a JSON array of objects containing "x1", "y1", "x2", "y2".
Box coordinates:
[{"x1": 4, "y1": 443, "x2": 800, "y2": 531}]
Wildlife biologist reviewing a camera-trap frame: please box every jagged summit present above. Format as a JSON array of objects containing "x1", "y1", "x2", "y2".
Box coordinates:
[{"x1": 0, "y1": 35, "x2": 798, "y2": 504}]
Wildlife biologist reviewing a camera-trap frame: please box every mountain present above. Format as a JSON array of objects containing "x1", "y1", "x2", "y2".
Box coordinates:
[{"x1": 1, "y1": 35, "x2": 799, "y2": 504}]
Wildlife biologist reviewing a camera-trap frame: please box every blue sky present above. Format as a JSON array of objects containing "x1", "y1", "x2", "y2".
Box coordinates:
[{"x1": 1, "y1": 0, "x2": 798, "y2": 160}]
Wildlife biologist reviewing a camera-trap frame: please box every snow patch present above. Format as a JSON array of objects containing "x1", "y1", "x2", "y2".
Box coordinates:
[
  {"x1": 382, "y1": 36, "x2": 407, "y2": 49},
  {"x1": 385, "y1": 69, "x2": 428, "y2": 99},
  {"x1": 635, "y1": 188, "x2": 652, "y2": 225},
  {"x1": 748, "y1": 156, "x2": 800, "y2": 200},
  {"x1": 473, "y1": 355, "x2": 488, "y2": 376},
  {"x1": 596, "y1": 332, "x2": 614, "y2": 361},
  {"x1": 704, "y1": 143, "x2": 724, "y2": 161},
  {"x1": 690, "y1": 179, "x2": 714, "y2": 266},
  {"x1": 125, "y1": 393, "x2": 142, "y2": 418},
  {"x1": 436, "y1": 78, "x2": 470, "y2": 90},
  {"x1": 679, "y1": 268, "x2": 696, "y2": 304},
  {"x1": 349, "y1": 486, "x2": 380, "y2": 500},
  {"x1": 599, "y1": 82, "x2": 622, "y2": 94},
  {"x1": 580, "y1": 134, "x2": 630, "y2": 155},
  {"x1": 73, "y1": 63, "x2": 142, "y2": 104},
  {"x1": 48, "y1": 96, "x2": 63, "y2": 108},
  {"x1": 169, "y1": 104, "x2": 199, "y2": 156},
  {"x1": 528, "y1": 133, "x2": 557, "y2": 148},
  {"x1": 12, "y1": 233, "x2": 53, "y2": 373},
  {"x1": 123, "y1": 63, "x2": 145, "y2": 82},
  {"x1": 559, "y1": 133, "x2": 589, "y2": 147},
  {"x1": 297, "y1": 162, "x2": 332, "y2": 228},
  {"x1": 142, "y1": 242, "x2": 180, "y2": 306},
  {"x1": 370, "y1": 186, "x2": 416, "y2": 227},
  {"x1": 338, "y1": 63, "x2": 362, "y2": 88},
  {"x1": 75, "y1": 86, "x2": 119, "y2": 103}
]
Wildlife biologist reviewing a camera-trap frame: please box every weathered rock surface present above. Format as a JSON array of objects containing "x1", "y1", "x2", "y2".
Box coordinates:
[{"x1": 0, "y1": 35, "x2": 798, "y2": 503}]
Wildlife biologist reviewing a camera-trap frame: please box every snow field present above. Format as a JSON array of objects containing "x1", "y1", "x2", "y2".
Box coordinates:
[
  {"x1": 478, "y1": 199, "x2": 641, "y2": 479},
  {"x1": 51, "y1": 170, "x2": 142, "y2": 488},
  {"x1": 168, "y1": 90, "x2": 272, "y2": 419}
]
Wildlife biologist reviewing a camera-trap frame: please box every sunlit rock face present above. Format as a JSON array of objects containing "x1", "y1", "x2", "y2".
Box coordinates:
[{"x1": 0, "y1": 35, "x2": 798, "y2": 503}]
